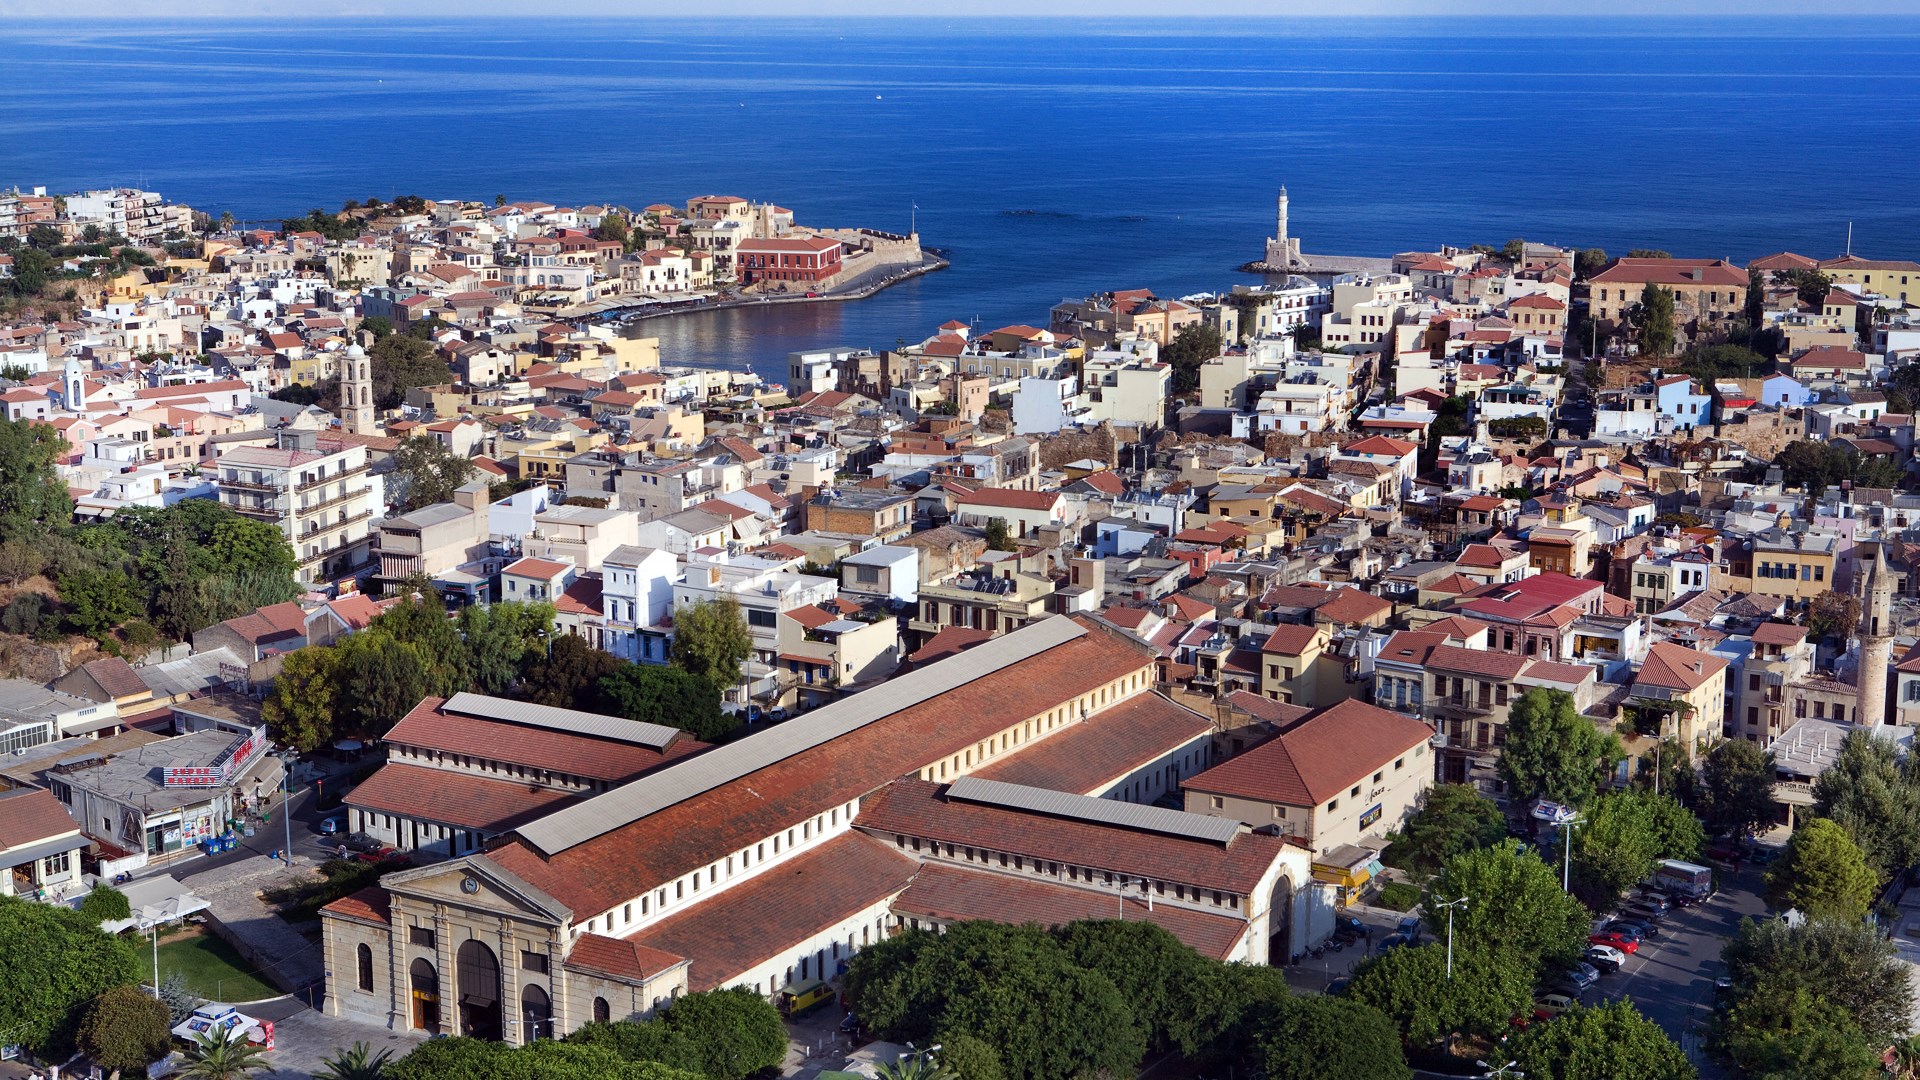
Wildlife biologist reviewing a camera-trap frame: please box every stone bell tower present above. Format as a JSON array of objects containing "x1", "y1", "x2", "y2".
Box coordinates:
[
  {"x1": 341, "y1": 341, "x2": 374, "y2": 435},
  {"x1": 1857, "y1": 539, "x2": 1895, "y2": 728}
]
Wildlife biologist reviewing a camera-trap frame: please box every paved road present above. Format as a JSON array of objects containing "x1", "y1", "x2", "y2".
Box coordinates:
[{"x1": 1588, "y1": 863, "x2": 1768, "y2": 1076}]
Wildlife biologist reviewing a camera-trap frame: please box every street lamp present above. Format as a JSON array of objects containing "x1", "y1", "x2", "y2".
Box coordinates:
[
  {"x1": 1434, "y1": 895, "x2": 1469, "y2": 979},
  {"x1": 1477, "y1": 1060, "x2": 1524, "y2": 1079},
  {"x1": 1553, "y1": 815, "x2": 1584, "y2": 893}
]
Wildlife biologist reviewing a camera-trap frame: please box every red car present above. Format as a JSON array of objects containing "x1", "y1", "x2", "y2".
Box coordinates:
[
  {"x1": 350, "y1": 846, "x2": 405, "y2": 865},
  {"x1": 1590, "y1": 932, "x2": 1639, "y2": 954}
]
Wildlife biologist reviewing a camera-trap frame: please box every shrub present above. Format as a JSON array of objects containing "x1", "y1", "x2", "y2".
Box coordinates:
[{"x1": 1378, "y1": 882, "x2": 1422, "y2": 911}]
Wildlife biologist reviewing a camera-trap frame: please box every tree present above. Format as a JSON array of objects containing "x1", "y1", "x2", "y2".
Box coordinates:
[
  {"x1": 369, "y1": 592, "x2": 467, "y2": 696},
  {"x1": 1773, "y1": 439, "x2": 1859, "y2": 499},
  {"x1": 1627, "y1": 248, "x2": 1672, "y2": 260},
  {"x1": 599, "y1": 664, "x2": 733, "y2": 742},
  {"x1": 1715, "y1": 916, "x2": 1912, "y2": 1075},
  {"x1": 1053, "y1": 919, "x2": 1205, "y2": 1052},
  {"x1": 78, "y1": 984, "x2": 173, "y2": 1079},
  {"x1": 875, "y1": 1060, "x2": 954, "y2": 1080},
  {"x1": 1699, "y1": 739, "x2": 1778, "y2": 839},
  {"x1": 670, "y1": 599, "x2": 753, "y2": 688},
  {"x1": 982, "y1": 517, "x2": 1016, "y2": 552},
  {"x1": 1165, "y1": 961, "x2": 1293, "y2": 1073},
  {"x1": 0, "y1": 895, "x2": 140, "y2": 1055},
  {"x1": 1424, "y1": 842, "x2": 1591, "y2": 970},
  {"x1": 59, "y1": 567, "x2": 142, "y2": 643},
  {"x1": 1499, "y1": 688, "x2": 1619, "y2": 811},
  {"x1": 263, "y1": 646, "x2": 342, "y2": 752},
  {"x1": 1257, "y1": 994, "x2": 1410, "y2": 1080},
  {"x1": 520, "y1": 634, "x2": 621, "y2": 711},
  {"x1": 367, "y1": 333, "x2": 451, "y2": 410},
  {"x1": 208, "y1": 518, "x2": 299, "y2": 584},
  {"x1": 0, "y1": 417, "x2": 74, "y2": 542},
  {"x1": 78, "y1": 884, "x2": 132, "y2": 924},
  {"x1": 930, "y1": 1032, "x2": 1004, "y2": 1080},
  {"x1": 1639, "y1": 283, "x2": 1677, "y2": 357},
  {"x1": 9, "y1": 245, "x2": 53, "y2": 294},
  {"x1": 1812, "y1": 729, "x2": 1920, "y2": 882},
  {"x1": 1781, "y1": 268, "x2": 1834, "y2": 308},
  {"x1": 1344, "y1": 942, "x2": 1533, "y2": 1048},
  {"x1": 1575, "y1": 247, "x2": 1609, "y2": 280},
  {"x1": 389, "y1": 436, "x2": 478, "y2": 513},
  {"x1": 0, "y1": 592, "x2": 45, "y2": 636},
  {"x1": 1766, "y1": 817, "x2": 1877, "y2": 922},
  {"x1": 1162, "y1": 322, "x2": 1225, "y2": 393},
  {"x1": 656, "y1": 986, "x2": 786, "y2": 1080},
  {"x1": 0, "y1": 538, "x2": 47, "y2": 584},
  {"x1": 595, "y1": 214, "x2": 631, "y2": 247},
  {"x1": 360, "y1": 315, "x2": 394, "y2": 340},
  {"x1": 178, "y1": 1029, "x2": 271, "y2": 1080},
  {"x1": 333, "y1": 631, "x2": 434, "y2": 739},
  {"x1": 1382, "y1": 783, "x2": 1508, "y2": 876},
  {"x1": 458, "y1": 600, "x2": 554, "y2": 695},
  {"x1": 1572, "y1": 789, "x2": 1704, "y2": 911},
  {"x1": 1806, "y1": 588, "x2": 1862, "y2": 644},
  {"x1": 1507, "y1": 999, "x2": 1694, "y2": 1080}
]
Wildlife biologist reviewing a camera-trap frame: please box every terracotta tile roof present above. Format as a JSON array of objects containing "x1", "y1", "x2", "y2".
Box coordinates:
[
  {"x1": 785, "y1": 604, "x2": 836, "y2": 631},
  {"x1": 1589, "y1": 258, "x2": 1746, "y2": 288},
  {"x1": 1424, "y1": 644, "x2": 1531, "y2": 679},
  {"x1": 484, "y1": 623, "x2": 1154, "y2": 917},
  {"x1": 553, "y1": 577, "x2": 604, "y2": 617},
  {"x1": 1073, "y1": 471, "x2": 1126, "y2": 496},
  {"x1": 970, "y1": 692, "x2": 1211, "y2": 795},
  {"x1": 907, "y1": 626, "x2": 993, "y2": 664},
  {"x1": 344, "y1": 762, "x2": 581, "y2": 831},
  {"x1": 563, "y1": 933, "x2": 687, "y2": 985},
  {"x1": 1375, "y1": 630, "x2": 1451, "y2": 669},
  {"x1": 892, "y1": 863, "x2": 1248, "y2": 960},
  {"x1": 628, "y1": 832, "x2": 916, "y2": 991},
  {"x1": 503, "y1": 557, "x2": 573, "y2": 580},
  {"x1": 859, "y1": 778, "x2": 1284, "y2": 895},
  {"x1": 1635, "y1": 641, "x2": 1728, "y2": 692},
  {"x1": 1342, "y1": 435, "x2": 1419, "y2": 457},
  {"x1": 0, "y1": 788, "x2": 80, "y2": 850},
  {"x1": 1456, "y1": 543, "x2": 1512, "y2": 569},
  {"x1": 1223, "y1": 689, "x2": 1312, "y2": 727},
  {"x1": 1749, "y1": 621, "x2": 1808, "y2": 647},
  {"x1": 1261, "y1": 624, "x2": 1322, "y2": 656},
  {"x1": 382, "y1": 697, "x2": 700, "y2": 783},
  {"x1": 1183, "y1": 699, "x2": 1433, "y2": 808},
  {"x1": 1313, "y1": 588, "x2": 1391, "y2": 625},
  {"x1": 321, "y1": 886, "x2": 390, "y2": 926},
  {"x1": 79, "y1": 656, "x2": 148, "y2": 700},
  {"x1": 954, "y1": 488, "x2": 1062, "y2": 512}
]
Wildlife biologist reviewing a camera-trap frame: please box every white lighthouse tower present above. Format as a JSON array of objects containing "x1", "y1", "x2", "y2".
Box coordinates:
[{"x1": 1264, "y1": 186, "x2": 1302, "y2": 269}]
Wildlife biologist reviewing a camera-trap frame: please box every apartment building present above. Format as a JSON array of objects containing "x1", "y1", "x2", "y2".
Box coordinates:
[{"x1": 217, "y1": 430, "x2": 378, "y2": 584}]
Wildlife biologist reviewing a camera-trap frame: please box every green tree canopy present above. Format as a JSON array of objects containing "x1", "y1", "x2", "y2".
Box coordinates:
[
  {"x1": 1424, "y1": 841, "x2": 1591, "y2": 970},
  {"x1": 262, "y1": 646, "x2": 343, "y2": 752},
  {"x1": 1499, "y1": 688, "x2": 1619, "y2": 811},
  {"x1": 1766, "y1": 817, "x2": 1878, "y2": 922},
  {"x1": 1716, "y1": 915, "x2": 1913, "y2": 1075},
  {"x1": 389, "y1": 1035, "x2": 702, "y2": 1080},
  {"x1": 368, "y1": 334, "x2": 452, "y2": 410},
  {"x1": 369, "y1": 592, "x2": 468, "y2": 696},
  {"x1": 333, "y1": 630, "x2": 434, "y2": 739},
  {"x1": 1508, "y1": 999, "x2": 1695, "y2": 1080},
  {"x1": 599, "y1": 663, "x2": 734, "y2": 742},
  {"x1": 652, "y1": 986, "x2": 786, "y2": 1080},
  {"x1": 1163, "y1": 958, "x2": 1293, "y2": 1072},
  {"x1": 458, "y1": 600, "x2": 554, "y2": 695},
  {"x1": 982, "y1": 518, "x2": 1016, "y2": 552},
  {"x1": 1162, "y1": 322, "x2": 1226, "y2": 393},
  {"x1": 1638, "y1": 283, "x2": 1677, "y2": 357},
  {"x1": 78, "y1": 983, "x2": 173, "y2": 1078},
  {"x1": 1572, "y1": 789, "x2": 1704, "y2": 910},
  {"x1": 1257, "y1": 993, "x2": 1410, "y2": 1080},
  {"x1": 930, "y1": 1032, "x2": 1004, "y2": 1080},
  {"x1": 1382, "y1": 783, "x2": 1509, "y2": 876},
  {"x1": 0, "y1": 894, "x2": 140, "y2": 1054},
  {"x1": 670, "y1": 599, "x2": 753, "y2": 688},
  {"x1": 0, "y1": 417, "x2": 75, "y2": 542},
  {"x1": 389, "y1": 436, "x2": 479, "y2": 514},
  {"x1": 1575, "y1": 248, "x2": 1609, "y2": 279},
  {"x1": 316, "y1": 1041, "x2": 396, "y2": 1080},
  {"x1": 77, "y1": 884, "x2": 132, "y2": 924},
  {"x1": 1699, "y1": 738, "x2": 1777, "y2": 839},
  {"x1": 1344, "y1": 942, "x2": 1533, "y2": 1048},
  {"x1": 1812, "y1": 728, "x2": 1920, "y2": 881},
  {"x1": 1053, "y1": 919, "x2": 1206, "y2": 1053},
  {"x1": 520, "y1": 635, "x2": 621, "y2": 712}
]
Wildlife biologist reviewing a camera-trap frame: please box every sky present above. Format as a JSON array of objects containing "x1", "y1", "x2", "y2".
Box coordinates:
[{"x1": 6, "y1": 0, "x2": 1920, "y2": 16}]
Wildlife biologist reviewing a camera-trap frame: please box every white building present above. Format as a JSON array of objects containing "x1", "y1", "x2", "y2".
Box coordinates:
[{"x1": 217, "y1": 430, "x2": 379, "y2": 584}]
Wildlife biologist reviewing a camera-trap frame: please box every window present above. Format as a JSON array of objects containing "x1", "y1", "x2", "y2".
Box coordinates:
[
  {"x1": 593, "y1": 997, "x2": 610, "y2": 1024},
  {"x1": 1328, "y1": 799, "x2": 1339, "y2": 812},
  {"x1": 409, "y1": 926, "x2": 436, "y2": 949},
  {"x1": 1350, "y1": 785, "x2": 1361, "y2": 797},
  {"x1": 357, "y1": 943, "x2": 374, "y2": 992},
  {"x1": 522, "y1": 950, "x2": 549, "y2": 974},
  {"x1": 42, "y1": 850, "x2": 69, "y2": 876},
  {"x1": 1211, "y1": 795, "x2": 1223, "y2": 809}
]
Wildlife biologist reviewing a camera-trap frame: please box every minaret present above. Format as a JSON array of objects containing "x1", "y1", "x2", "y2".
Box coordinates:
[
  {"x1": 341, "y1": 342, "x2": 374, "y2": 435},
  {"x1": 1856, "y1": 539, "x2": 1894, "y2": 728}
]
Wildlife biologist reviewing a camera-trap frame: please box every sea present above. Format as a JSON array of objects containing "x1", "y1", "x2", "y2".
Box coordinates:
[{"x1": 3, "y1": 17, "x2": 1918, "y2": 382}]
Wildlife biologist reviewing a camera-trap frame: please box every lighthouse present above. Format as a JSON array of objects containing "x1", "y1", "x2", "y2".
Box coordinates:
[{"x1": 1265, "y1": 186, "x2": 1301, "y2": 268}]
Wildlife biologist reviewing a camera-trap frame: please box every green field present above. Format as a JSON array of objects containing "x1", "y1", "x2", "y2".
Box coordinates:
[{"x1": 136, "y1": 930, "x2": 281, "y2": 1003}]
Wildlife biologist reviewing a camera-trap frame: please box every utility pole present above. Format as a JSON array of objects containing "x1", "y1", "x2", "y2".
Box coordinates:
[
  {"x1": 1435, "y1": 896, "x2": 1469, "y2": 979},
  {"x1": 1556, "y1": 816, "x2": 1584, "y2": 893}
]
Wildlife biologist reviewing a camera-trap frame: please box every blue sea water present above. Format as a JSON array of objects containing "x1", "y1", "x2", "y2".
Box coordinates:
[{"x1": 2, "y1": 17, "x2": 1917, "y2": 380}]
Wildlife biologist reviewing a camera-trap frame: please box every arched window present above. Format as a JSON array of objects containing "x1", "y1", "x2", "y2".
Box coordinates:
[
  {"x1": 593, "y1": 996, "x2": 610, "y2": 1024},
  {"x1": 521, "y1": 983, "x2": 552, "y2": 1042},
  {"x1": 356, "y1": 943, "x2": 374, "y2": 992},
  {"x1": 409, "y1": 958, "x2": 440, "y2": 1033}
]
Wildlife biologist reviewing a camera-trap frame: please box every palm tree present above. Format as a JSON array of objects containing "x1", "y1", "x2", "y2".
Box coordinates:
[
  {"x1": 874, "y1": 1057, "x2": 955, "y2": 1080},
  {"x1": 178, "y1": 1029, "x2": 270, "y2": 1080},
  {"x1": 317, "y1": 1041, "x2": 393, "y2": 1080}
]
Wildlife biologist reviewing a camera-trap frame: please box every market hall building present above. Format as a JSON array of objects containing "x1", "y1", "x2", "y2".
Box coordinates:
[{"x1": 321, "y1": 617, "x2": 1322, "y2": 1043}]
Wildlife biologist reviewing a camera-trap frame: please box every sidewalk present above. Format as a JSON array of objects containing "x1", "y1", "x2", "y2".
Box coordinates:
[{"x1": 185, "y1": 846, "x2": 328, "y2": 995}]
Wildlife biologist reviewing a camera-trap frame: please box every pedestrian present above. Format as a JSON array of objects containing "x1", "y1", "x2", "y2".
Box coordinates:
[{"x1": 337, "y1": 843, "x2": 347, "y2": 859}]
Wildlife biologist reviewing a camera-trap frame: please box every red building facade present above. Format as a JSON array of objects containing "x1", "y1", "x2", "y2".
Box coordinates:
[{"x1": 737, "y1": 236, "x2": 844, "y2": 284}]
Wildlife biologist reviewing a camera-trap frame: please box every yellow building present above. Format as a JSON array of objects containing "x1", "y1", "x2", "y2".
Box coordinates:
[
  {"x1": 1629, "y1": 641, "x2": 1729, "y2": 750},
  {"x1": 1819, "y1": 255, "x2": 1920, "y2": 305},
  {"x1": 1716, "y1": 529, "x2": 1837, "y2": 609}
]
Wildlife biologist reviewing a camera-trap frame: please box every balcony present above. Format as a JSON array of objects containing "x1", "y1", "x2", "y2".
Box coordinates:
[
  {"x1": 1436, "y1": 696, "x2": 1494, "y2": 718},
  {"x1": 299, "y1": 509, "x2": 374, "y2": 539},
  {"x1": 221, "y1": 474, "x2": 280, "y2": 494},
  {"x1": 294, "y1": 483, "x2": 373, "y2": 518},
  {"x1": 296, "y1": 461, "x2": 371, "y2": 492}
]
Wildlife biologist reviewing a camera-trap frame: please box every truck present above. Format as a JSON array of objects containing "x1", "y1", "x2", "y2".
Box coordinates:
[{"x1": 1653, "y1": 859, "x2": 1713, "y2": 901}]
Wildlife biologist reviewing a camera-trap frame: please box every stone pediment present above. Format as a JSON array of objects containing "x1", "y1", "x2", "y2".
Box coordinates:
[{"x1": 382, "y1": 855, "x2": 573, "y2": 926}]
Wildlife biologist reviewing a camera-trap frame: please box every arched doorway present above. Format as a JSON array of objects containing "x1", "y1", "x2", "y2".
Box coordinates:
[
  {"x1": 1267, "y1": 874, "x2": 1294, "y2": 964},
  {"x1": 456, "y1": 939, "x2": 502, "y2": 1041},
  {"x1": 409, "y1": 958, "x2": 440, "y2": 1033},
  {"x1": 521, "y1": 983, "x2": 552, "y2": 1042}
]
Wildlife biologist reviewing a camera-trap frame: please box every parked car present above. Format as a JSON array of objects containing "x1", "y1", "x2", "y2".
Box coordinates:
[
  {"x1": 350, "y1": 846, "x2": 405, "y2": 865},
  {"x1": 1584, "y1": 944, "x2": 1625, "y2": 973},
  {"x1": 1334, "y1": 914, "x2": 1371, "y2": 939},
  {"x1": 1622, "y1": 898, "x2": 1670, "y2": 921},
  {"x1": 1396, "y1": 915, "x2": 1423, "y2": 943},
  {"x1": 1376, "y1": 932, "x2": 1411, "y2": 954},
  {"x1": 342, "y1": 833, "x2": 384, "y2": 854},
  {"x1": 1558, "y1": 961, "x2": 1600, "y2": 991},
  {"x1": 1533, "y1": 992, "x2": 1578, "y2": 1019},
  {"x1": 1590, "y1": 932, "x2": 1640, "y2": 955},
  {"x1": 316, "y1": 815, "x2": 344, "y2": 836},
  {"x1": 1748, "y1": 845, "x2": 1781, "y2": 866},
  {"x1": 1606, "y1": 919, "x2": 1657, "y2": 940},
  {"x1": 1327, "y1": 976, "x2": 1352, "y2": 996}
]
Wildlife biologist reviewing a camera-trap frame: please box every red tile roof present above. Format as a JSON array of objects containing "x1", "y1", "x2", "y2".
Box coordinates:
[
  {"x1": 1589, "y1": 258, "x2": 1746, "y2": 288},
  {"x1": 907, "y1": 626, "x2": 994, "y2": 665},
  {"x1": 970, "y1": 692, "x2": 1211, "y2": 795},
  {"x1": 1423, "y1": 644, "x2": 1531, "y2": 679},
  {"x1": 954, "y1": 488, "x2": 1062, "y2": 512},
  {"x1": 1313, "y1": 588, "x2": 1391, "y2": 625},
  {"x1": 858, "y1": 778, "x2": 1284, "y2": 895},
  {"x1": 321, "y1": 886, "x2": 390, "y2": 926},
  {"x1": 1261, "y1": 624, "x2": 1322, "y2": 656},
  {"x1": 484, "y1": 623, "x2": 1155, "y2": 917},
  {"x1": 1749, "y1": 621, "x2": 1808, "y2": 647},
  {"x1": 0, "y1": 788, "x2": 80, "y2": 850},
  {"x1": 503, "y1": 557, "x2": 573, "y2": 580},
  {"x1": 78, "y1": 656, "x2": 148, "y2": 700},
  {"x1": 1223, "y1": 690, "x2": 1312, "y2": 727},
  {"x1": 382, "y1": 697, "x2": 699, "y2": 783},
  {"x1": 1635, "y1": 641, "x2": 1728, "y2": 692},
  {"x1": 1183, "y1": 699, "x2": 1433, "y2": 808},
  {"x1": 628, "y1": 832, "x2": 916, "y2": 991},
  {"x1": 344, "y1": 762, "x2": 581, "y2": 831},
  {"x1": 892, "y1": 863, "x2": 1248, "y2": 960},
  {"x1": 1342, "y1": 435, "x2": 1419, "y2": 457},
  {"x1": 563, "y1": 933, "x2": 687, "y2": 985}
]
